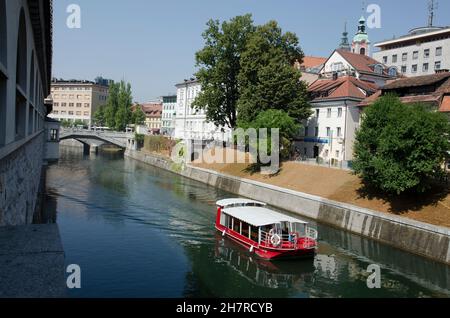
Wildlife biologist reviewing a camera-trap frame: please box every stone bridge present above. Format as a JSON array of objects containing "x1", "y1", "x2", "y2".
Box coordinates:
[{"x1": 59, "y1": 129, "x2": 133, "y2": 153}]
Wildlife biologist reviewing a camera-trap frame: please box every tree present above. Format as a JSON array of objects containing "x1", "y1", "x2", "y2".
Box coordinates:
[
  {"x1": 193, "y1": 14, "x2": 255, "y2": 129},
  {"x1": 115, "y1": 81, "x2": 133, "y2": 131},
  {"x1": 93, "y1": 105, "x2": 106, "y2": 126},
  {"x1": 240, "y1": 109, "x2": 300, "y2": 161},
  {"x1": 105, "y1": 82, "x2": 119, "y2": 129},
  {"x1": 353, "y1": 94, "x2": 450, "y2": 195},
  {"x1": 237, "y1": 21, "x2": 311, "y2": 125},
  {"x1": 132, "y1": 106, "x2": 146, "y2": 126}
]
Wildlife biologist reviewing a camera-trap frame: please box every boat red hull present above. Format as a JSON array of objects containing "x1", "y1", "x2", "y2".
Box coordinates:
[{"x1": 215, "y1": 224, "x2": 316, "y2": 260}]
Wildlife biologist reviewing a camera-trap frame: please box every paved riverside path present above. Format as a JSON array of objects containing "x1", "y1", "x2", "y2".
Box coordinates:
[{"x1": 0, "y1": 224, "x2": 66, "y2": 298}]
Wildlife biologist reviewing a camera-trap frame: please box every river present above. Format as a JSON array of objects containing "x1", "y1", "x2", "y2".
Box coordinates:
[{"x1": 44, "y1": 147, "x2": 450, "y2": 298}]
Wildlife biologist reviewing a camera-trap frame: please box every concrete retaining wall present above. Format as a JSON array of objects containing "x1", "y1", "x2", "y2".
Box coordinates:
[{"x1": 125, "y1": 149, "x2": 450, "y2": 265}]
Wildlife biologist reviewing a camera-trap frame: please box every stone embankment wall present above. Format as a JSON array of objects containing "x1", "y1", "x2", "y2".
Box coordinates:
[{"x1": 0, "y1": 134, "x2": 45, "y2": 225}]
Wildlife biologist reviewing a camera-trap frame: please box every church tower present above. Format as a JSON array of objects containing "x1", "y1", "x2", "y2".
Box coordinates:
[
  {"x1": 352, "y1": 16, "x2": 370, "y2": 55},
  {"x1": 339, "y1": 22, "x2": 351, "y2": 51}
]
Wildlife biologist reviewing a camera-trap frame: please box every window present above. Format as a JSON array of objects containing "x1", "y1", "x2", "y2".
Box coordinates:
[
  {"x1": 374, "y1": 64, "x2": 384, "y2": 74},
  {"x1": 401, "y1": 65, "x2": 407, "y2": 73},
  {"x1": 76, "y1": 111, "x2": 81, "y2": 116},
  {"x1": 388, "y1": 67, "x2": 397, "y2": 77},
  {"x1": 53, "y1": 111, "x2": 58, "y2": 115},
  {"x1": 315, "y1": 109, "x2": 320, "y2": 118},
  {"x1": 314, "y1": 127, "x2": 319, "y2": 137},
  {"x1": 304, "y1": 126, "x2": 308, "y2": 137},
  {"x1": 412, "y1": 64, "x2": 418, "y2": 73},
  {"x1": 69, "y1": 103, "x2": 74, "y2": 107},
  {"x1": 337, "y1": 127, "x2": 342, "y2": 137},
  {"x1": 61, "y1": 111, "x2": 66, "y2": 115},
  {"x1": 392, "y1": 55, "x2": 398, "y2": 63},
  {"x1": 84, "y1": 103, "x2": 90, "y2": 108},
  {"x1": 50, "y1": 129, "x2": 58, "y2": 142},
  {"x1": 336, "y1": 150, "x2": 340, "y2": 158},
  {"x1": 0, "y1": 0, "x2": 6, "y2": 68},
  {"x1": 326, "y1": 127, "x2": 331, "y2": 137},
  {"x1": 83, "y1": 111, "x2": 89, "y2": 116},
  {"x1": 61, "y1": 102, "x2": 67, "y2": 107},
  {"x1": 436, "y1": 47, "x2": 442, "y2": 56},
  {"x1": 76, "y1": 103, "x2": 81, "y2": 107},
  {"x1": 413, "y1": 51, "x2": 418, "y2": 60},
  {"x1": 15, "y1": 10, "x2": 27, "y2": 141},
  {"x1": 54, "y1": 102, "x2": 59, "y2": 107},
  {"x1": 424, "y1": 49, "x2": 430, "y2": 58},
  {"x1": 423, "y1": 63, "x2": 429, "y2": 72},
  {"x1": 68, "y1": 111, "x2": 74, "y2": 115},
  {"x1": 435, "y1": 61, "x2": 441, "y2": 70},
  {"x1": 402, "y1": 53, "x2": 408, "y2": 61},
  {"x1": 382, "y1": 56, "x2": 388, "y2": 63},
  {"x1": 327, "y1": 108, "x2": 332, "y2": 118},
  {"x1": 337, "y1": 108, "x2": 342, "y2": 118}
]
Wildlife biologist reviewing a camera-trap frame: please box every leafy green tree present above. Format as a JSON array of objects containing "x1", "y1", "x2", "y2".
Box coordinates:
[
  {"x1": 237, "y1": 21, "x2": 311, "y2": 125},
  {"x1": 115, "y1": 81, "x2": 133, "y2": 131},
  {"x1": 193, "y1": 14, "x2": 255, "y2": 129},
  {"x1": 239, "y1": 109, "x2": 300, "y2": 161},
  {"x1": 132, "y1": 106, "x2": 146, "y2": 125},
  {"x1": 353, "y1": 94, "x2": 450, "y2": 195},
  {"x1": 93, "y1": 105, "x2": 106, "y2": 126},
  {"x1": 105, "y1": 82, "x2": 119, "y2": 129},
  {"x1": 60, "y1": 119, "x2": 71, "y2": 128}
]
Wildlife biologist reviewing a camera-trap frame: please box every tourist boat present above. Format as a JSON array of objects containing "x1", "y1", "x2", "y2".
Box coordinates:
[{"x1": 215, "y1": 199, "x2": 318, "y2": 260}]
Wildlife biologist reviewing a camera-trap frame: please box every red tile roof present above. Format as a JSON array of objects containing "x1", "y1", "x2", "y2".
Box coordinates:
[
  {"x1": 301, "y1": 56, "x2": 327, "y2": 69},
  {"x1": 140, "y1": 103, "x2": 162, "y2": 118},
  {"x1": 440, "y1": 96, "x2": 450, "y2": 112},
  {"x1": 308, "y1": 76, "x2": 378, "y2": 101},
  {"x1": 383, "y1": 72, "x2": 450, "y2": 90},
  {"x1": 336, "y1": 49, "x2": 389, "y2": 75}
]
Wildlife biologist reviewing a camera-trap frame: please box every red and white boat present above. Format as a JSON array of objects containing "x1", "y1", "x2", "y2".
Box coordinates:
[{"x1": 215, "y1": 199, "x2": 318, "y2": 260}]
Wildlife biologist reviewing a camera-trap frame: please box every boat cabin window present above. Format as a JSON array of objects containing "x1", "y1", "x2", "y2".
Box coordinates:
[
  {"x1": 250, "y1": 226, "x2": 259, "y2": 242},
  {"x1": 233, "y1": 218, "x2": 240, "y2": 233},
  {"x1": 241, "y1": 221, "x2": 250, "y2": 238}
]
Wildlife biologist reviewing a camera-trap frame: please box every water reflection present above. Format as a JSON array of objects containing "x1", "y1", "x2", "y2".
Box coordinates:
[{"x1": 214, "y1": 233, "x2": 315, "y2": 289}]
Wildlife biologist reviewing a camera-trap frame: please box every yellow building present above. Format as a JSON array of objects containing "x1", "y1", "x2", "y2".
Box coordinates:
[{"x1": 48, "y1": 79, "x2": 109, "y2": 127}]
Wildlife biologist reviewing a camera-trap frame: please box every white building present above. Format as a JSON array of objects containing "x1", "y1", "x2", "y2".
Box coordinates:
[
  {"x1": 174, "y1": 79, "x2": 230, "y2": 141},
  {"x1": 296, "y1": 43, "x2": 396, "y2": 167},
  {"x1": 161, "y1": 95, "x2": 176, "y2": 136},
  {"x1": 373, "y1": 26, "x2": 450, "y2": 77}
]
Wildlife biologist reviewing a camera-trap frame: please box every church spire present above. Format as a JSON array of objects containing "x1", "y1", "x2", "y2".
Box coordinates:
[
  {"x1": 352, "y1": 15, "x2": 370, "y2": 56},
  {"x1": 339, "y1": 22, "x2": 351, "y2": 51}
]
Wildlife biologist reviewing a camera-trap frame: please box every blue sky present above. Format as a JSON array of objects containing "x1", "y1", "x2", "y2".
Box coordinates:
[{"x1": 52, "y1": 0, "x2": 450, "y2": 102}]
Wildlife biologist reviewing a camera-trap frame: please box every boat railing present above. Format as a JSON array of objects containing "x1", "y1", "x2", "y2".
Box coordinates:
[
  {"x1": 306, "y1": 227, "x2": 318, "y2": 240},
  {"x1": 259, "y1": 231, "x2": 299, "y2": 250},
  {"x1": 259, "y1": 229, "x2": 318, "y2": 250}
]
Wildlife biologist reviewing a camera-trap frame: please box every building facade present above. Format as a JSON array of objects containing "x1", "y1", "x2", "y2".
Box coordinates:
[
  {"x1": 161, "y1": 95, "x2": 177, "y2": 136},
  {"x1": 48, "y1": 79, "x2": 109, "y2": 127},
  {"x1": 373, "y1": 26, "x2": 450, "y2": 77},
  {"x1": 0, "y1": 0, "x2": 53, "y2": 225},
  {"x1": 296, "y1": 48, "x2": 395, "y2": 167},
  {"x1": 141, "y1": 102, "x2": 162, "y2": 134},
  {"x1": 174, "y1": 79, "x2": 230, "y2": 141},
  {"x1": 296, "y1": 76, "x2": 378, "y2": 166}
]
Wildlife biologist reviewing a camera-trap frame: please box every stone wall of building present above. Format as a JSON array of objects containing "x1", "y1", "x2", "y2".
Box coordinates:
[{"x1": 0, "y1": 134, "x2": 44, "y2": 226}]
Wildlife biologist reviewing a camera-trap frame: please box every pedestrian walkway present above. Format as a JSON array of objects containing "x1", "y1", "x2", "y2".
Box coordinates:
[{"x1": 0, "y1": 224, "x2": 66, "y2": 298}]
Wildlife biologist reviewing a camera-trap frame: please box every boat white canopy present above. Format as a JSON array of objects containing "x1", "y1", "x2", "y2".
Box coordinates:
[
  {"x1": 216, "y1": 198, "x2": 266, "y2": 208},
  {"x1": 222, "y1": 206, "x2": 308, "y2": 227}
]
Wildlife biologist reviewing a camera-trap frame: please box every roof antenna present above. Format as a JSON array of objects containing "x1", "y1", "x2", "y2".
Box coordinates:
[{"x1": 428, "y1": 0, "x2": 438, "y2": 27}]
